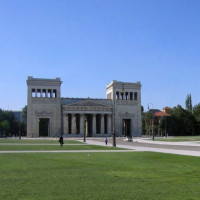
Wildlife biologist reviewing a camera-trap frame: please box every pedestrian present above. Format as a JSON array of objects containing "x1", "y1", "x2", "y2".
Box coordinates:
[
  {"x1": 105, "y1": 136, "x2": 108, "y2": 145},
  {"x1": 59, "y1": 136, "x2": 64, "y2": 147}
]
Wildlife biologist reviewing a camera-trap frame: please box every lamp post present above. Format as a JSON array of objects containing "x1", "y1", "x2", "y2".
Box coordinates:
[
  {"x1": 112, "y1": 130, "x2": 116, "y2": 147},
  {"x1": 147, "y1": 103, "x2": 154, "y2": 141},
  {"x1": 112, "y1": 83, "x2": 117, "y2": 147},
  {"x1": 18, "y1": 122, "x2": 21, "y2": 140},
  {"x1": 19, "y1": 112, "x2": 22, "y2": 140}
]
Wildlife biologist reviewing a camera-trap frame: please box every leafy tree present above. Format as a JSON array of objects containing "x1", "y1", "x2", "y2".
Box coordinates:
[
  {"x1": 185, "y1": 94, "x2": 193, "y2": 112},
  {"x1": 0, "y1": 109, "x2": 20, "y2": 136},
  {"x1": 158, "y1": 116, "x2": 169, "y2": 137},
  {"x1": 142, "y1": 112, "x2": 154, "y2": 136},
  {"x1": 0, "y1": 120, "x2": 10, "y2": 135},
  {"x1": 193, "y1": 103, "x2": 200, "y2": 134},
  {"x1": 141, "y1": 105, "x2": 144, "y2": 114},
  {"x1": 167, "y1": 105, "x2": 195, "y2": 136},
  {"x1": 22, "y1": 105, "x2": 27, "y2": 136}
]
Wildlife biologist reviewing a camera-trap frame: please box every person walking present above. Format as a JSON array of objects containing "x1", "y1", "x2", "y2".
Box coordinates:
[
  {"x1": 105, "y1": 136, "x2": 108, "y2": 145},
  {"x1": 59, "y1": 136, "x2": 64, "y2": 147}
]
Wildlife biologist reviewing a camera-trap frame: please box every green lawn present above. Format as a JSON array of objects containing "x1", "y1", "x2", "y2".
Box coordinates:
[
  {"x1": 0, "y1": 152, "x2": 200, "y2": 200},
  {"x1": 0, "y1": 144, "x2": 121, "y2": 151},
  {"x1": 0, "y1": 138, "x2": 81, "y2": 144},
  {"x1": 154, "y1": 136, "x2": 200, "y2": 142}
]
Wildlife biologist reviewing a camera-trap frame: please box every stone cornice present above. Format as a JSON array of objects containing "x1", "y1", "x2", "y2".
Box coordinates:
[
  {"x1": 63, "y1": 100, "x2": 112, "y2": 108},
  {"x1": 62, "y1": 106, "x2": 112, "y2": 112},
  {"x1": 27, "y1": 77, "x2": 62, "y2": 86}
]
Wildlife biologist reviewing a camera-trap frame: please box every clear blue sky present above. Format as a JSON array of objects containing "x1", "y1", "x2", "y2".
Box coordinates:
[{"x1": 0, "y1": 0, "x2": 200, "y2": 111}]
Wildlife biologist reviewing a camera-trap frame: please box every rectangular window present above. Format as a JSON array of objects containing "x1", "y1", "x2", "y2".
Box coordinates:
[
  {"x1": 121, "y1": 92, "x2": 124, "y2": 100},
  {"x1": 125, "y1": 92, "x2": 128, "y2": 100},
  {"x1": 31, "y1": 89, "x2": 35, "y2": 97},
  {"x1": 42, "y1": 89, "x2": 46, "y2": 97},
  {"x1": 116, "y1": 92, "x2": 119, "y2": 99},
  {"x1": 53, "y1": 89, "x2": 57, "y2": 98},
  {"x1": 134, "y1": 92, "x2": 137, "y2": 100},
  {"x1": 130, "y1": 92, "x2": 133, "y2": 100},
  {"x1": 37, "y1": 89, "x2": 41, "y2": 97},
  {"x1": 48, "y1": 89, "x2": 51, "y2": 98}
]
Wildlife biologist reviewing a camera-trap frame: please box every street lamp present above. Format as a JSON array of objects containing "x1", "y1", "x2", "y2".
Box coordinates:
[
  {"x1": 18, "y1": 121, "x2": 21, "y2": 140},
  {"x1": 147, "y1": 103, "x2": 154, "y2": 141},
  {"x1": 19, "y1": 112, "x2": 22, "y2": 140},
  {"x1": 112, "y1": 83, "x2": 117, "y2": 147}
]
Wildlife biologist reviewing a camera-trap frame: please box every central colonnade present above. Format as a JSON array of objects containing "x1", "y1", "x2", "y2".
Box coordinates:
[{"x1": 63, "y1": 113, "x2": 112, "y2": 137}]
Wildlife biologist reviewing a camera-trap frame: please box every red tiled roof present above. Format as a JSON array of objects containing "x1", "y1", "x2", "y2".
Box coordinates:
[
  {"x1": 154, "y1": 111, "x2": 170, "y2": 117},
  {"x1": 163, "y1": 107, "x2": 172, "y2": 110}
]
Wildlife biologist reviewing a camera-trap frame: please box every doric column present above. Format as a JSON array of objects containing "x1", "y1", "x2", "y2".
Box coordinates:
[
  {"x1": 63, "y1": 114, "x2": 69, "y2": 134},
  {"x1": 101, "y1": 114, "x2": 105, "y2": 134},
  {"x1": 40, "y1": 89, "x2": 42, "y2": 97},
  {"x1": 80, "y1": 114, "x2": 85, "y2": 135},
  {"x1": 107, "y1": 114, "x2": 112, "y2": 134},
  {"x1": 35, "y1": 89, "x2": 37, "y2": 97},
  {"x1": 71, "y1": 114, "x2": 76, "y2": 134},
  {"x1": 45, "y1": 89, "x2": 48, "y2": 98},
  {"x1": 92, "y1": 114, "x2": 96, "y2": 135}
]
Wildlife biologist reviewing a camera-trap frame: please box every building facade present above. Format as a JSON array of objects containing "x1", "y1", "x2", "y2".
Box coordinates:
[{"x1": 27, "y1": 77, "x2": 142, "y2": 138}]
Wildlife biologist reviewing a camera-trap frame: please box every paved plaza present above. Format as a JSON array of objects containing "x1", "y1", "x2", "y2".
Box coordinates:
[{"x1": 83, "y1": 137, "x2": 200, "y2": 157}]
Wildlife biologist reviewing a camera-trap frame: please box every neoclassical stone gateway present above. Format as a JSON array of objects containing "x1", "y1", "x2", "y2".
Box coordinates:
[{"x1": 27, "y1": 77, "x2": 142, "y2": 138}]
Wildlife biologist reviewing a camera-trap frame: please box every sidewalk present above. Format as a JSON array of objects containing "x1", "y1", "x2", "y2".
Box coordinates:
[
  {"x1": 83, "y1": 138, "x2": 200, "y2": 157},
  {"x1": 133, "y1": 138, "x2": 200, "y2": 147}
]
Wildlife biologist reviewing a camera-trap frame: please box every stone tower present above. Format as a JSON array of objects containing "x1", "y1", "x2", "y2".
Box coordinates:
[
  {"x1": 27, "y1": 77, "x2": 62, "y2": 137},
  {"x1": 106, "y1": 80, "x2": 142, "y2": 137}
]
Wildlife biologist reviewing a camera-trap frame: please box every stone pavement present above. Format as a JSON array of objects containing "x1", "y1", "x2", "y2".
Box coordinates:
[{"x1": 83, "y1": 137, "x2": 200, "y2": 157}]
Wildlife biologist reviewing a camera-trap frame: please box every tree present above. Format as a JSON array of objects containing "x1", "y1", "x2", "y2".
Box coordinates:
[
  {"x1": 0, "y1": 120, "x2": 10, "y2": 135},
  {"x1": 167, "y1": 105, "x2": 195, "y2": 136},
  {"x1": 158, "y1": 116, "x2": 168, "y2": 137},
  {"x1": 22, "y1": 105, "x2": 27, "y2": 136},
  {"x1": 142, "y1": 112, "x2": 154, "y2": 136},
  {"x1": 0, "y1": 109, "x2": 19, "y2": 136},
  {"x1": 141, "y1": 105, "x2": 144, "y2": 114},
  {"x1": 193, "y1": 103, "x2": 200, "y2": 134},
  {"x1": 185, "y1": 94, "x2": 193, "y2": 113}
]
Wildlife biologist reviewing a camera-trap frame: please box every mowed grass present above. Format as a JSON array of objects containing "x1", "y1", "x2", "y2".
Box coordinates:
[
  {"x1": 0, "y1": 144, "x2": 122, "y2": 151},
  {"x1": 0, "y1": 152, "x2": 200, "y2": 200},
  {"x1": 0, "y1": 139, "x2": 122, "y2": 151},
  {"x1": 154, "y1": 136, "x2": 200, "y2": 142},
  {"x1": 0, "y1": 138, "x2": 81, "y2": 144}
]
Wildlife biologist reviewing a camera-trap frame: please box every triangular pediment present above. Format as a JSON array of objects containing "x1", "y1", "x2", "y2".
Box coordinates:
[{"x1": 65, "y1": 100, "x2": 110, "y2": 107}]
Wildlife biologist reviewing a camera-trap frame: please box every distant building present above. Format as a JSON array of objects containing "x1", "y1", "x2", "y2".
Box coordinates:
[
  {"x1": 154, "y1": 107, "x2": 172, "y2": 118},
  {"x1": 148, "y1": 109, "x2": 161, "y2": 115},
  {"x1": 27, "y1": 77, "x2": 142, "y2": 138}
]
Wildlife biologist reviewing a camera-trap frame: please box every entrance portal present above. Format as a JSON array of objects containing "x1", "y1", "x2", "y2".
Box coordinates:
[
  {"x1": 85, "y1": 114, "x2": 93, "y2": 137},
  {"x1": 122, "y1": 119, "x2": 131, "y2": 137},
  {"x1": 39, "y1": 118, "x2": 49, "y2": 137}
]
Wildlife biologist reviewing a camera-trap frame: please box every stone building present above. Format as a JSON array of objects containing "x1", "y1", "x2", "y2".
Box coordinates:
[{"x1": 27, "y1": 77, "x2": 142, "y2": 138}]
